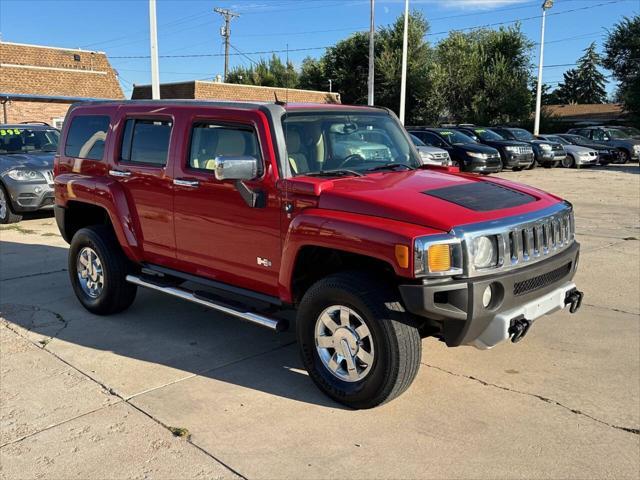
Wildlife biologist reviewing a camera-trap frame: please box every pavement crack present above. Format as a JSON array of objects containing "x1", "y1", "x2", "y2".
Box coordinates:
[
  {"x1": 2, "y1": 268, "x2": 67, "y2": 281},
  {"x1": 582, "y1": 303, "x2": 639, "y2": 316},
  {"x1": 423, "y1": 363, "x2": 639, "y2": 436}
]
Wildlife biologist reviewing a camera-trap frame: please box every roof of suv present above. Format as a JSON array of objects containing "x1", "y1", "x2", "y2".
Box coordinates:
[
  {"x1": 68, "y1": 99, "x2": 384, "y2": 114},
  {"x1": 1, "y1": 123, "x2": 57, "y2": 130}
]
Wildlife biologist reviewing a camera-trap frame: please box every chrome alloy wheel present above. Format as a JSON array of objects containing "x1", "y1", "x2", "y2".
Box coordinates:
[
  {"x1": 77, "y1": 247, "x2": 104, "y2": 298},
  {"x1": 0, "y1": 187, "x2": 7, "y2": 220},
  {"x1": 314, "y1": 305, "x2": 375, "y2": 382}
]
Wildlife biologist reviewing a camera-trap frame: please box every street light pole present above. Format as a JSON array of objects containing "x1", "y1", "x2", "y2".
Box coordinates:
[
  {"x1": 367, "y1": 0, "x2": 375, "y2": 106},
  {"x1": 534, "y1": 0, "x2": 553, "y2": 136},
  {"x1": 149, "y1": 0, "x2": 161, "y2": 99},
  {"x1": 399, "y1": 0, "x2": 409, "y2": 124}
]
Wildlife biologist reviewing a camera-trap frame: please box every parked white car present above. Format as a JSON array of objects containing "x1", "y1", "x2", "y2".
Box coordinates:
[
  {"x1": 538, "y1": 134, "x2": 598, "y2": 168},
  {"x1": 410, "y1": 134, "x2": 452, "y2": 166}
]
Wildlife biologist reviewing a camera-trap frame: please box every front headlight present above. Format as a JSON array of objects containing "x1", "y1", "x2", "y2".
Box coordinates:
[
  {"x1": 505, "y1": 146, "x2": 518, "y2": 153},
  {"x1": 419, "y1": 151, "x2": 434, "y2": 162},
  {"x1": 539, "y1": 143, "x2": 552, "y2": 151},
  {"x1": 467, "y1": 152, "x2": 488, "y2": 159},
  {"x1": 414, "y1": 235, "x2": 463, "y2": 277},
  {"x1": 5, "y1": 169, "x2": 45, "y2": 182},
  {"x1": 472, "y1": 235, "x2": 499, "y2": 269}
]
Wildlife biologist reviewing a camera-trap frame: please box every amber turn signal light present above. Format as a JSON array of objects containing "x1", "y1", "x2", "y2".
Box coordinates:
[
  {"x1": 395, "y1": 245, "x2": 410, "y2": 269},
  {"x1": 428, "y1": 244, "x2": 451, "y2": 272}
]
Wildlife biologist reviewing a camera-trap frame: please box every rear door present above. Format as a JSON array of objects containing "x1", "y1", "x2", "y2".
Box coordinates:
[
  {"x1": 172, "y1": 111, "x2": 282, "y2": 297},
  {"x1": 110, "y1": 108, "x2": 176, "y2": 263}
]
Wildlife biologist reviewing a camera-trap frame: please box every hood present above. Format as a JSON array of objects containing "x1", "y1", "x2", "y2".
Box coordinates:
[
  {"x1": 293, "y1": 169, "x2": 561, "y2": 232},
  {"x1": 0, "y1": 152, "x2": 54, "y2": 173},
  {"x1": 453, "y1": 142, "x2": 498, "y2": 154},
  {"x1": 415, "y1": 145, "x2": 448, "y2": 155},
  {"x1": 480, "y1": 139, "x2": 529, "y2": 148},
  {"x1": 563, "y1": 144, "x2": 595, "y2": 154}
]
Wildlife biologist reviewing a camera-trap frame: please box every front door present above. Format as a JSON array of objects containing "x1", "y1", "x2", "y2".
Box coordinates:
[{"x1": 172, "y1": 115, "x2": 282, "y2": 297}]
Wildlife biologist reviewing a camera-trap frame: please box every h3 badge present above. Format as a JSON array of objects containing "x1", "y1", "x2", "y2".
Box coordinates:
[{"x1": 257, "y1": 257, "x2": 272, "y2": 268}]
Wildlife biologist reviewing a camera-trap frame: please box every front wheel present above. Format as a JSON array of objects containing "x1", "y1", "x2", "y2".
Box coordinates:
[
  {"x1": 618, "y1": 149, "x2": 630, "y2": 164},
  {"x1": 296, "y1": 272, "x2": 422, "y2": 409},
  {"x1": 0, "y1": 184, "x2": 22, "y2": 224},
  {"x1": 69, "y1": 225, "x2": 137, "y2": 315},
  {"x1": 562, "y1": 154, "x2": 575, "y2": 168}
]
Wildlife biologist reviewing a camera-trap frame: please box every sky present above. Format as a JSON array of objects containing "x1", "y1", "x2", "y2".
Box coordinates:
[{"x1": 1, "y1": 0, "x2": 638, "y2": 98}]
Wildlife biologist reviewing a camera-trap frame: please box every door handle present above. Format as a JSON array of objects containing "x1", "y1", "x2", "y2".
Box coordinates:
[
  {"x1": 109, "y1": 169, "x2": 131, "y2": 178},
  {"x1": 173, "y1": 178, "x2": 200, "y2": 188}
]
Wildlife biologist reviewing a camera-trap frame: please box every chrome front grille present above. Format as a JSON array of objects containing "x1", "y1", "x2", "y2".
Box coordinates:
[
  {"x1": 512, "y1": 146, "x2": 533, "y2": 155},
  {"x1": 504, "y1": 209, "x2": 573, "y2": 265},
  {"x1": 43, "y1": 170, "x2": 54, "y2": 185},
  {"x1": 451, "y1": 202, "x2": 575, "y2": 278}
]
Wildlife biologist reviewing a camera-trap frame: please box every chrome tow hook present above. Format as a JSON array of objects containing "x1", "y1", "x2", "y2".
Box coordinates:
[
  {"x1": 564, "y1": 289, "x2": 584, "y2": 314},
  {"x1": 508, "y1": 316, "x2": 532, "y2": 343}
]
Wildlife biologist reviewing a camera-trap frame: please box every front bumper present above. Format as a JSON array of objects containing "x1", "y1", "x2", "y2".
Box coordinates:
[
  {"x1": 2, "y1": 177, "x2": 55, "y2": 212},
  {"x1": 575, "y1": 155, "x2": 598, "y2": 166},
  {"x1": 399, "y1": 242, "x2": 581, "y2": 349},
  {"x1": 504, "y1": 152, "x2": 534, "y2": 168},
  {"x1": 462, "y1": 157, "x2": 502, "y2": 174}
]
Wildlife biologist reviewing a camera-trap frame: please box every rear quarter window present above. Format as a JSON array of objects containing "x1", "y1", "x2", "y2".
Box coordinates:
[{"x1": 64, "y1": 115, "x2": 110, "y2": 160}]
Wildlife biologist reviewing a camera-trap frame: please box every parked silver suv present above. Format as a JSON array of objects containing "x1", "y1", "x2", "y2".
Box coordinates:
[{"x1": 0, "y1": 124, "x2": 59, "y2": 223}]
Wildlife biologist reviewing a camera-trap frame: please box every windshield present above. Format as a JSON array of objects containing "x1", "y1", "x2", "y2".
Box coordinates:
[
  {"x1": 282, "y1": 112, "x2": 420, "y2": 176},
  {"x1": 510, "y1": 128, "x2": 535, "y2": 141},
  {"x1": 622, "y1": 126, "x2": 640, "y2": 135},
  {"x1": 0, "y1": 127, "x2": 59, "y2": 154},
  {"x1": 410, "y1": 134, "x2": 426, "y2": 146},
  {"x1": 607, "y1": 128, "x2": 630, "y2": 139},
  {"x1": 545, "y1": 135, "x2": 569, "y2": 145},
  {"x1": 437, "y1": 130, "x2": 476, "y2": 145},
  {"x1": 473, "y1": 128, "x2": 504, "y2": 141}
]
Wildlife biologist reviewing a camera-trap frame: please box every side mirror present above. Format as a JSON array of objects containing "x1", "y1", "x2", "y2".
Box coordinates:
[{"x1": 212, "y1": 156, "x2": 259, "y2": 181}]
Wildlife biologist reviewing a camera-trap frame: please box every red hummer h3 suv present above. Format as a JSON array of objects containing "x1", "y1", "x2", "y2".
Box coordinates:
[{"x1": 54, "y1": 101, "x2": 583, "y2": 408}]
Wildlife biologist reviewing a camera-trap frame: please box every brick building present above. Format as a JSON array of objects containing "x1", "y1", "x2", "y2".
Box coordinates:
[
  {"x1": 132, "y1": 80, "x2": 340, "y2": 104},
  {"x1": 0, "y1": 41, "x2": 124, "y2": 127}
]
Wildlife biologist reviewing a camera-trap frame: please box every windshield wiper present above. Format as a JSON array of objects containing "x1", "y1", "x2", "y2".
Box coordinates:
[
  {"x1": 366, "y1": 163, "x2": 414, "y2": 172},
  {"x1": 305, "y1": 169, "x2": 364, "y2": 177}
]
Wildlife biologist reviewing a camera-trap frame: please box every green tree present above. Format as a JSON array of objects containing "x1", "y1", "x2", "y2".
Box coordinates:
[
  {"x1": 574, "y1": 43, "x2": 607, "y2": 103},
  {"x1": 603, "y1": 15, "x2": 640, "y2": 119},
  {"x1": 552, "y1": 68, "x2": 581, "y2": 104},
  {"x1": 298, "y1": 57, "x2": 327, "y2": 91},
  {"x1": 227, "y1": 54, "x2": 298, "y2": 88},
  {"x1": 434, "y1": 25, "x2": 533, "y2": 124}
]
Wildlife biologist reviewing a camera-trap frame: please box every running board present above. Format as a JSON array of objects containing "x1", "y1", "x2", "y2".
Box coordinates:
[{"x1": 126, "y1": 275, "x2": 287, "y2": 332}]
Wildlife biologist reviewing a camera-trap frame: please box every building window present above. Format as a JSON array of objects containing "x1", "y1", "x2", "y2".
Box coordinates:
[{"x1": 64, "y1": 115, "x2": 110, "y2": 160}]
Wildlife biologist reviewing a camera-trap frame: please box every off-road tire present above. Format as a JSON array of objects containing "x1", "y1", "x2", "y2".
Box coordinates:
[
  {"x1": 0, "y1": 184, "x2": 23, "y2": 224},
  {"x1": 69, "y1": 225, "x2": 137, "y2": 315},
  {"x1": 296, "y1": 272, "x2": 421, "y2": 409}
]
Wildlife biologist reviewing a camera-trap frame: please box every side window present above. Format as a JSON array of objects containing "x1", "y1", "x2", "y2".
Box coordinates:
[
  {"x1": 121, "y1": 119, "x2": 172, "y2": 166},
  {"x1": 188, "y1": 123, "x2": 261, "y2": 172},
  {"x1": 591, "y1": 129, "x2": 604, "y2": 141},
  {"x1": 422, "y1": 132, "x2": 446, "y2": 148},
  {"x1": 64, "y1": 115, "x2": 110, "y2": 160}
]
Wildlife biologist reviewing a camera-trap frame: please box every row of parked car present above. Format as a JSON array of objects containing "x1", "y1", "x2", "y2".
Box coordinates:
[{"x1": 408, "y1": 124, "x2": 640, "y2": 174}]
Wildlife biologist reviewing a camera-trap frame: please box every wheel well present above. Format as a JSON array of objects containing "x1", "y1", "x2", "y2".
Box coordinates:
[
  {"x1": 61, "y1": 201, "x2": 112, "y2": 242},
  {"x1": 291, "y1": 246, "x2": 398, "y2": 304}
]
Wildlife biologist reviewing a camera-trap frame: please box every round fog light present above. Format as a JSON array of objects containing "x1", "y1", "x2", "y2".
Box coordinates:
[
  {"x1": 482, "y1": 285, "x2": 493, "y2": 308},
  {"x1": 34, "y1": 186, "x2": 42, "y2": 194}
]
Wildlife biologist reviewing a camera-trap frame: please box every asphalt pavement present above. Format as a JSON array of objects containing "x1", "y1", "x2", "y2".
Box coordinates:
[{"x1": 1, "y1": 165, "x2": 638, "y2": 479}]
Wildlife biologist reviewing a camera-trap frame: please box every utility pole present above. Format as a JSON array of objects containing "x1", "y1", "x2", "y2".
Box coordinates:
[
  {"x1": 399, "y1": 0, "x2": 409, "y2": 124},
  {"x1": 367, "y1": 0, "x2": 375, "y2": 106},
  {"x1": 534, "y1": 0, "x2": 553, "y2": 136},
  {"x1": 214, "y1": 7, "x2": 240, "y2": 82},
  {"x1": 149, "y1": 0, "x2": 160, "y2": 99}
]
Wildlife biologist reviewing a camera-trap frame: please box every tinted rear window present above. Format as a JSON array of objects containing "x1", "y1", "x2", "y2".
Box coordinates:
[
  {"x1": 121, "y1": 119, "x2": 172, "y2": 166},
  {"x1": 64, "y1": 115, "x2": 110, "y2": 160}
]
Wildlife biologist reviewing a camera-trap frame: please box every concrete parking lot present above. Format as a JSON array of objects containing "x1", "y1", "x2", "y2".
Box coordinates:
[{"x1": 1, "y1": 165, "x2": 639, "y2": 479}]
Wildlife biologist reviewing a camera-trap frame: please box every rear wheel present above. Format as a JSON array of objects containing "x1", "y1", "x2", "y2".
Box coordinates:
[
  {"x1": 297, "y1": 272, "x2": 421, "y2": 409},
  {"x1": 69, "y1": 225, "x2": 137, "y2": 315},
  {"x1": 0, "y1": 184, "x2": 23, "y2": 224},
  {"x1": 618, "y1": 149, "x2": 630, "y2": 164}
]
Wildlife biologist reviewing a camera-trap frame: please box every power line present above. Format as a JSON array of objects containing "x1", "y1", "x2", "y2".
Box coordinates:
[{"x1": 110, "y1": 46, "x2": 331, "y2": 59}]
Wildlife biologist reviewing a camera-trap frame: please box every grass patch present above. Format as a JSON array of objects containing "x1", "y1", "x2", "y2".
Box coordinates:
[{"x1": 168, "y1": 426, "x2": 190, "y2": 438}]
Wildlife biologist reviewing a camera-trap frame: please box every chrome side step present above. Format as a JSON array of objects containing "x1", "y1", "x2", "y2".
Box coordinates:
[{"x1": 126, "y1": 275, "x2": 287, "y2": 332}]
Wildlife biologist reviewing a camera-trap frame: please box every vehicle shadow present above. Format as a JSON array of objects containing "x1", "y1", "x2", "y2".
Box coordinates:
[
  {"x1": 0, "y1": 240, "x2": 347, "y2": 410},
  {"x1": 590, "y1": 164, "x2": 640, "y2": 174}
]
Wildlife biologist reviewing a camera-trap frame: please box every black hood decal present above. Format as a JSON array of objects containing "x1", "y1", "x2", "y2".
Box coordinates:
[{"x1": 424, "y1": 182, "x2": 535, "y2": 211}]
